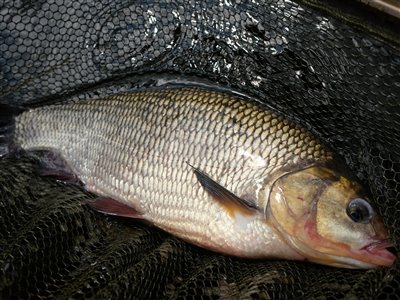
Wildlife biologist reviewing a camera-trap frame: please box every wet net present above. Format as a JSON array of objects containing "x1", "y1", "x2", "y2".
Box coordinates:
[{"x1": 1, "y1": 0, "x2": 399, "y2": 299}]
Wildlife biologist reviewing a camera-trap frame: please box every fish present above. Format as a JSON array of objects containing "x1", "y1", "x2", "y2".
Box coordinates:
[{"x1": 0, "y1": 86, "x2": 395, "y2": 269}]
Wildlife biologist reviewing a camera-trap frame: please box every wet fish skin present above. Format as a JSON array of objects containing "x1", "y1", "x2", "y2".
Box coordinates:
[
  {"x1": 11, "y1": 86, "x2": 395, "y2": 268},
  {"x1": 14, "y1": 87, "x2": 330, "y2": 259}
]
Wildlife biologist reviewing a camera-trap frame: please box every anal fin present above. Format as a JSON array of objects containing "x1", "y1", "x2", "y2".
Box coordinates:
[
  {"x1": 89, "y1": 197, "x2": 145, "y2": 219},
  {"x1": 38, "y1": 167, "x2": 80, "y2": 183},
  {"x1": 31, "y1": 150, "x2": 82, "y2": 185}
]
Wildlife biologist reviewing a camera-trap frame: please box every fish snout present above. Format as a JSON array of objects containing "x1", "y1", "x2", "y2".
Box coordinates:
[{"x1": 359, "y1": 238, "x2": 396, "y2": 267}]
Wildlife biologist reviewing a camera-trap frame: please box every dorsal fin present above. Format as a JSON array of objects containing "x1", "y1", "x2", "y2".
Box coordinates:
[{"x1": 189, "y1": 163, "x2": 258, "y2": 216}]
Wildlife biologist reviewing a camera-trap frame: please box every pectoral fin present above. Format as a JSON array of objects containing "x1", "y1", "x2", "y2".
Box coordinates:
[{"x1": 189, "y1": 164, "x2": 258, "y2": 217}]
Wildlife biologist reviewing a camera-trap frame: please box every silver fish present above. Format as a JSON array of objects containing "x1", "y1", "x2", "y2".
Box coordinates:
[{"x1": 2, "y1": 86, "x2": 395, "y2": 268}]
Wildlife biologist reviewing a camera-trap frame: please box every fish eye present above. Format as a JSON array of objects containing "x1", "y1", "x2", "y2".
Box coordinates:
[{"x1": 346, "y1": 198, "x2": 374, "y2": 224}]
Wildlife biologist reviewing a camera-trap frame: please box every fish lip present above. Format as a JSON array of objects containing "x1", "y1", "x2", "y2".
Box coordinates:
[
  {"x1": 361, "y1": 238, "x2": 394, "y2": 251},
  {"x1": 359, "y1": 239, "x2": 396, "y2": 266}
]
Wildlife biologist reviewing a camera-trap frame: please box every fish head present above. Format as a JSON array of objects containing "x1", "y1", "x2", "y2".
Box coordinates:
[{"x1": 264, "y1": 165, "x2": 396, "y2": 269}]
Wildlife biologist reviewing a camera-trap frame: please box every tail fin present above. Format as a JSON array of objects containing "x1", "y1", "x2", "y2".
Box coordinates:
[{"x1": 0, "y1": 105, "x2": 21, "y2": 157}]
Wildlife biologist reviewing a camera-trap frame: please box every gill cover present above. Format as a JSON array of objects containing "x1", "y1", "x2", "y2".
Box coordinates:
[{"x1": 264, "y1": 165, "x2": 395, "y2": 269}]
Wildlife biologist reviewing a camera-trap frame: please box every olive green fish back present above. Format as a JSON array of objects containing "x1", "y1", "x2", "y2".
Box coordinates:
[
  {"x1": 0, "y1": 0, "x2": 399, "y2": 299},
  {"x1": 14, "y1": 88, "x2": 331, "y2": 211}
]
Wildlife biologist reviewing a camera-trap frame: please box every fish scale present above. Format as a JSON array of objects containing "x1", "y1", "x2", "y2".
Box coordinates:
[{"x1": 14, "y1": 86, "x2": 332, "y2": 258}]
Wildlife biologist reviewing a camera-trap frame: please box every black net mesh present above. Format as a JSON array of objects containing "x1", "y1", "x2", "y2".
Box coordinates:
[{"x1": 1, "y1": 0, "x2": 400, "y2": 299}]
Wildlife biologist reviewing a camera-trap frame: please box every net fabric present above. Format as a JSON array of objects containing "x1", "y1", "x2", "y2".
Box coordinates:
[{"x1": 0, "y1": 0, "x2": 399, "y2": 299}]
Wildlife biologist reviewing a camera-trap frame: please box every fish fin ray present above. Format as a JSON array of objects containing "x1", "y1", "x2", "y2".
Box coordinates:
[
  {"x1": 188, "y1": 163, "x2": 258, "y2": 216},
  {"x1": 89, "y1": 197, "x2": 145, "y2": 219},
  {"x1": 34, "y1": 150, "x2": 82, "y2": 185}
]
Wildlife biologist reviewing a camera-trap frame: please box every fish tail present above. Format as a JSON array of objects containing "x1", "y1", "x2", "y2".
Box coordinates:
[{"x1": 0, "y1": 105, "x2": 23, "y2": 158}]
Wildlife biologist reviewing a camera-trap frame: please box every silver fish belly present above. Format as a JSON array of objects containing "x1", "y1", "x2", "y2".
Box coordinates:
[{"x1": 14, "y1": 87, "x2": 331, "y2": 259}]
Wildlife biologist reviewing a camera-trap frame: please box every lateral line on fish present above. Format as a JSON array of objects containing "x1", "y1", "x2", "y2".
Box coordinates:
[{"x1": 187, "y1": 162, "x2": 258, "y2": 217}]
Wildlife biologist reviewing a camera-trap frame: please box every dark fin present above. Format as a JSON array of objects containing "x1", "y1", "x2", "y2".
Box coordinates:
[
  {"x1": 89, "y1": 197, "x2": 145, "y2": 219},
  {"x1": 0, "y1": 105, "x2": 23, "y2": 158},
  {"x1": 35, "y1": 150, "x2": 82, "y2": 185},
  {"x1": 37, "y1": 167, "x2": 80, "y2": 184},
  {"x1": 188, "y1": 163, "x2": 258, "y2": 217}
]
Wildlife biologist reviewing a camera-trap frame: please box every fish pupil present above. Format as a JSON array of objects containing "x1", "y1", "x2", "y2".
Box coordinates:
[
  {"x1": 346, "y1": 198, "x2": 373, "y2": 224},
  {"x1": 350, "y1": 210, "x2": 362, "y2": 222}
]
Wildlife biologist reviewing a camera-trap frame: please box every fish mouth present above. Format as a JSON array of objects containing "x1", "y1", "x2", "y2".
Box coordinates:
[{"x1": 359, "y1": 239, "x2": 396, "y2": 267}]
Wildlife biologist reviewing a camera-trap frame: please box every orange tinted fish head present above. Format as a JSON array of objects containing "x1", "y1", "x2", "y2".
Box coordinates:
[{"x1": 264, "y1": 166, "x2": 396, "y2": 269}]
